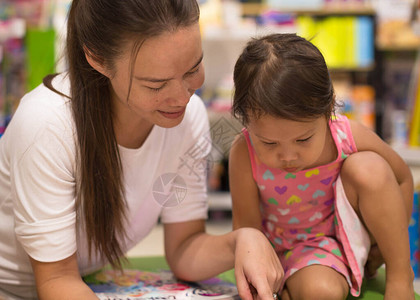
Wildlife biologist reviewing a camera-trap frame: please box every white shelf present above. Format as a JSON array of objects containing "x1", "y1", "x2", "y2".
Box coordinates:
[
  {"x1": 203, "y1": 24, "x2": 297, "y2": 41},
  {"x1": 393, "y1": 146, "x2": 420, "y2": 167},
  {"x1": 208, "y1": 192, "x2": 232, "y2": 210},
  {"x1": 240, "y1": 3, "x2": 375, "y2": 16}
]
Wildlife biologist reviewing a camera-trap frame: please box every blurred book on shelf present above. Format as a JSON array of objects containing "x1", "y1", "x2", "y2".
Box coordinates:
[
  {"x1": 0, "y1": 0, "x2": 70, "y2": 137},
  {"x1": 334, "y1": 76, "x2": 375, "y2": 130},
  {"x1": 409, "y1": 189, "x2": 420, "y2": 278},
  {"x1": 409, "y1": 63, "x2": 420, "y2": 147},
  {"x1": 297, "y1": 15, "x2": 374, "y2": 70},
  {"x1": 408, "y1": 50, "x2": 420, "y2": 147},
  {"x1": 256, "y1": 0, "x2": 372, "y2": 12},
  {"x1": 0, "y1": 18, "x2": 26, "y2": 137},
  {"x1": 373, "y1": 0, "x2": 420, "y2": 50}
]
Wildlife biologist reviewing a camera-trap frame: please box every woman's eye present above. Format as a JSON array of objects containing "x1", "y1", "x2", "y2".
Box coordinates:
[
  {"x1": 148, "y1": 86, "x2": 163, "y2": 92},
  {"x1": 147, "y1": 83, "x2": 167, "y2": 92}
]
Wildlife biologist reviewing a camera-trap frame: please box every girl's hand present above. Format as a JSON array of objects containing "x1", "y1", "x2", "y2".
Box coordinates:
[{"x1": 234, "y1": 228, "x2": 283, "y2": 300}]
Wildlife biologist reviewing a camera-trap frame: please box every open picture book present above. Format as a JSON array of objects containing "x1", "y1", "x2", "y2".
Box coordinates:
[{"x1": 84, "y1": 268, "x2": 240, "y2": 300}]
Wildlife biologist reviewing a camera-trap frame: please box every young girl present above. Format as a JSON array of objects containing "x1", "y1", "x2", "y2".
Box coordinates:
[
  {"x1": 0, "y1": 1, "x2": 282, "y2": 299},
  {"x1": 229, "y1": 33, "x2": 415, "y2": 300}
]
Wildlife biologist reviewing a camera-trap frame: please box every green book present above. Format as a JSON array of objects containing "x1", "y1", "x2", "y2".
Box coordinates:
[{"x1": 25, "y1": 28, "x2": 56, "y2": 91}]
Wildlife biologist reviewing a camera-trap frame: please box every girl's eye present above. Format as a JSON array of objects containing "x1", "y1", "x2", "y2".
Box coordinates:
[
  {"x1": 297, "y1": 136, "x2": 312, "y2": 143},
  {"x1": 262, "y1": 141, "x2": 276, "y2": 146},
  {"x1": 185, "y1": 67, "x2": 200, "y2": 77}
]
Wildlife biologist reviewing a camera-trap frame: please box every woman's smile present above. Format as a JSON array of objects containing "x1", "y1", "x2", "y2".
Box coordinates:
[{"x1": 158, "y1": 107, "x2": 186, "y2": 119}]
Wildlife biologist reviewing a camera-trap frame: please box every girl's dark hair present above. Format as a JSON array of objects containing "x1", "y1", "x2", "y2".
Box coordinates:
[
  {"x1": 232, "y1": 33, "x2": 335, "y2": 125},
  {"x1": 44, "y1": 0, "x2": 200, "y2": 268}
]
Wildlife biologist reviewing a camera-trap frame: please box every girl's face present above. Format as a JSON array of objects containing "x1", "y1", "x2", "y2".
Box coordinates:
[
  {"x1": 247, "y1": 115, "x2": 335, "y2": 172},
  {"x1": 107, "y1": 23, "x2": 204, "y2": 129}
]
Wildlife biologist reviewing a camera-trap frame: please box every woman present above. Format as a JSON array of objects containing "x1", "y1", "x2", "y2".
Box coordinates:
[{"x1": 0, "y1": 1, "x2": 282, "y2": 299}]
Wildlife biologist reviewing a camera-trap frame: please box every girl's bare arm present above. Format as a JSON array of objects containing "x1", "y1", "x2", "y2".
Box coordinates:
[{"x1": 350, "y1": 120, "x2": 414, "y2": 217}]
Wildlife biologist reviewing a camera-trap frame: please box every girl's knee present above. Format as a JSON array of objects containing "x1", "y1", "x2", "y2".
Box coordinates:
[
  {"x1": 286, "y1": 266, "x2": 349, "y2": 300},
  {"x1": 292, "y1": 278, "x2": 348, "y2": 300},
  {"x1": 341, "y1": 151, "x2": 395, "y2": 191}
]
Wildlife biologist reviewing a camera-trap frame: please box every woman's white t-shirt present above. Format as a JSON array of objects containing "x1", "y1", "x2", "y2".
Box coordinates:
[{"x1": 0, "y1": 73, "x2": 210, "y2": 295}]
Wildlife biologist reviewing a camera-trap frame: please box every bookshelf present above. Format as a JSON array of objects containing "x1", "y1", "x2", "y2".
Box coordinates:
[
  {"x1": 240, "y1": 3, "x2": 376, "y2": 17},
  {"x1": 0, "y1": 1, "x2": 64, "y2": 136},
  {"x1": 373, "y1": 48, "x2": 420, "y2": 164},
  {"x1": 208, "y1": 192, "x2": 232, "y2": 210},
  {"x1": 377, "y1": 44, "x2": 420, "y2": 52},
  {"x1": 201, "y1": 2, "x2": 377, "y2": 111},
  {"x1": 201, "y1": 1, "x2": 420, "y2": 206},
  {"x1": 201, "y1": 2, "x2": 377, "y2": 139},
  {"x1": 394, "y1": 146, "x2": 420, "y2": 167}
]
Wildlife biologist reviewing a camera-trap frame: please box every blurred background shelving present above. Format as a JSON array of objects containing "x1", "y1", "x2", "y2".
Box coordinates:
[
  {"x1": 197, "y1": 0, "x2": 420, "y2": 196},
  {"x1": 198, "y1": 0, "x2": 420, "y2": 283},
  {"x1": 2, "y1": 0, "x2": 420, "y2": 287},
  {"x1": 2, "y1": 0, "x2": 419, "y2": 206},
  {"x1": 1, "y1": 1, "x2": 420, "y2": 203}
]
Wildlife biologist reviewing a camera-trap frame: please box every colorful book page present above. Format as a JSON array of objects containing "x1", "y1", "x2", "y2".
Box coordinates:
[{"x1": 84, "y1": 269, "x2": 240, "y2": 300}]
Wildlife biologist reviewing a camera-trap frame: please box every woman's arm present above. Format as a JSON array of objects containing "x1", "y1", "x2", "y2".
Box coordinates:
[
  {"x1": 164, "y1": 221, "x2": 282, "y2": 300},
  {"x1": 164, "y1": 134, "x2": 283, "y2": 300},
  {"x1": 29, "y1": 253, "x2": 98, "y2": 299},
  {"x1": 350, "y1": 120, "x2": 414, "y2": 217}
]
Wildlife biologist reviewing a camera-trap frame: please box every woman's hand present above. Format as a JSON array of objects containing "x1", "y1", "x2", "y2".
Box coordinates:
[
  {"x1": 234, "y1": 228, "x2": 283, "y2": 300},
  {"x1": 164, "y1": 221, "x2": 283, "y2": 299}
]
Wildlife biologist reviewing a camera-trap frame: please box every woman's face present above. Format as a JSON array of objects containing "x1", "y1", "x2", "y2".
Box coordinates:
[{"x1": 107, "y1": 23, "x2": 204, "y2": 129}]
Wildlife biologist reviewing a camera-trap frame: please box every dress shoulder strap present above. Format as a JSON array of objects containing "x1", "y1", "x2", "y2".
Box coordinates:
[{"x1": 330, "y1": 114, "x2": 358, "y2": 156}]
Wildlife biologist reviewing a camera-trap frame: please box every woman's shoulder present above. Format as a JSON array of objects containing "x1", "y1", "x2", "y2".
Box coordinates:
[
  {"x1": 3, "y1": 74, "x2": 74, "y2": 149},
  {"x1": 14, "y1": 74, "x2": 71, "y2": 124}
]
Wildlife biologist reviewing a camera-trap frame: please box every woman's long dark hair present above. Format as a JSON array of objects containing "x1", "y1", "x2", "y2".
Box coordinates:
[
  {"x1": 44, "y1": 0, "x2": 200, "y2": 268},
  {"x1": 233, "y1": 33, "x2": 336, "y2": 125}
]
